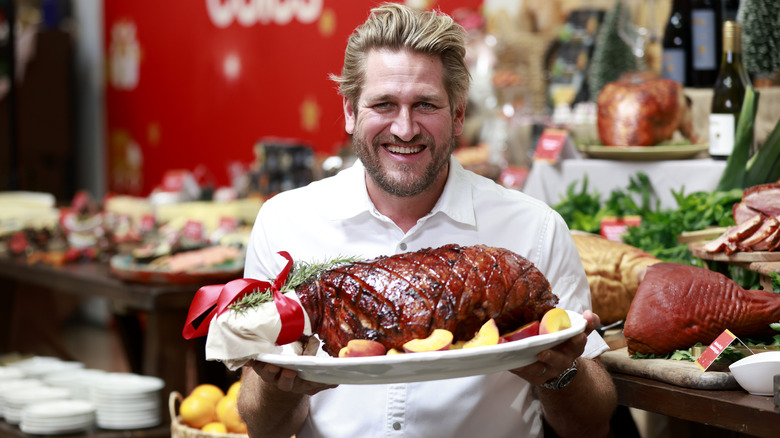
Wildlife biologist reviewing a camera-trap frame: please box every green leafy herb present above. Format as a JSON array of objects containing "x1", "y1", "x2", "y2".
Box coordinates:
[
  {"x1": 230, "y1": 256, "x2": 361, "y2": 312},
  {"x1": 281, "y1": 256, "x2": 361, "y2": 292}
]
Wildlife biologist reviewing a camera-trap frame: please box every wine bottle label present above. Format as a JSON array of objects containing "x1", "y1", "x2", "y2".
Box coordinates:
[
  {"x1": 709, "y1": 113, "x2": 736, "y2": 156},
  {"x1": 661, "y1": 49, "x2": 687, "y2": 84},
  {"x1": 692, "y1": 9, "x2": 717, "y2": 70}
]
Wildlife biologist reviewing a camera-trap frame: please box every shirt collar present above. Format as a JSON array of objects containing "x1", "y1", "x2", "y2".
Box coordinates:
[{"x1": 323, "y1": 156, "x2": 476, "y2": 227}]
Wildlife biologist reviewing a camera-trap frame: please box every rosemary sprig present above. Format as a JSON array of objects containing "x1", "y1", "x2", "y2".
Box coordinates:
[
  {"x1": 281, "y1": 256, "x2": 361, "y2": 292},
  {"x1": 229, "y1": 288, "x2": 273, "y2": 313},
  {"x1": 229, "y1": 255, "x2": 361, "y2": 312}
]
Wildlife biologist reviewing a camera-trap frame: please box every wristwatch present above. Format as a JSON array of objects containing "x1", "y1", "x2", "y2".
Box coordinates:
[{"x1": 540, "y1": 359, "x2": 578, "y2": 390}]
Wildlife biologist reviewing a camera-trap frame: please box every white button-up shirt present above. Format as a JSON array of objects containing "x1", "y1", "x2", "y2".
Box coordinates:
[{"x1": 244, "y1": 157, "x2": 608, "y2": 438}]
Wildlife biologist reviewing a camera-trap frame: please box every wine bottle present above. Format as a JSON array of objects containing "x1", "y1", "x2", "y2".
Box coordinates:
[
  {"x1": 709, "y1": 20, "x2": 749, "y2": 158},
  {"x1": 721, "y1": 0, "x2": 740, "y2": 22},
  {"x1": 690, "y1": 0, "x2": 721, "y2": 87},
  {"x1": 661, "y1": 0, "x2": 691, "y2": 85}
]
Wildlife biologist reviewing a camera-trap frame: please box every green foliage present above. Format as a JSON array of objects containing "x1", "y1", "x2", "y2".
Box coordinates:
[
  {"x1": 553, "y1": 172, "x2": 742, "y2": 266},
  {"x1": 587, "y1": 0, "x2": 637, "y2": 101},
  {"x1": 738, "y1": 0, "x2": 780, "y2": 74}
]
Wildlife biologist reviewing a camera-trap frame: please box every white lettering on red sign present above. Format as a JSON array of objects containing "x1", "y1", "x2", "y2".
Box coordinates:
[{"x1": 206, "y1": 0, "x2": 323, "y2": 28}]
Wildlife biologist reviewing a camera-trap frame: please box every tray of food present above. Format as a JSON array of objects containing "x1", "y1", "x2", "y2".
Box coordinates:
[
  {"x1": 256, "y1": 310, "x2": 586, "y2": 385},
  {"x1": 109, "y1": 245, "x2": 244, "y2": 284}
]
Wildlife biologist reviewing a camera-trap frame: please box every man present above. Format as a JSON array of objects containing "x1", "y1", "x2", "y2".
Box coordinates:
[{"x1": 238, "y1": 4, "x2": 617, "y2": 437}]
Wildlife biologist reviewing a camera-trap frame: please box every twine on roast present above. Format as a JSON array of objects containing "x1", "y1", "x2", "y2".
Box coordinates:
[{"x1": 182, "y1": 251, "x2": 305, "y2": 345}]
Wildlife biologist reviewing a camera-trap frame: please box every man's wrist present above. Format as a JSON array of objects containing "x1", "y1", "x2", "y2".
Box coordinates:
[{"x1": 539, "y1": 359, "x2": 578, "y2": 390}]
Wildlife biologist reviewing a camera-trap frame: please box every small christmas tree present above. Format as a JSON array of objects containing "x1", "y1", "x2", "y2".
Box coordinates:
[
  {"x1": 587, "y1": 0, "x2": 637, "y2": 101},
  {"x1": 738, "y1": 0, "x2": 780, "y2": 82}
]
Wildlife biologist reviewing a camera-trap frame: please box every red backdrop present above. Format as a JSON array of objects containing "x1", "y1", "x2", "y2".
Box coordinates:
[{"x1": 104, "y1": 0, "x2": 482, "y2": 195}]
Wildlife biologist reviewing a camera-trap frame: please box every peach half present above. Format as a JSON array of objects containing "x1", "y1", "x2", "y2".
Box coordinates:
[
  {"x1": 338, "y1": 339, "x2": 387, "y2": 358},
  {"x1": 539, "y1": 308, "x2": 572, "y2": 335},
  {"x1": 461, "y1": 318, "x2": 500, "y2": 349},
  {"x1": 402, "y1": 329, "x2": 454, "y2": 353},
  {"x1": 500, "y1": 320, "x2": 540, "y2": 342}
]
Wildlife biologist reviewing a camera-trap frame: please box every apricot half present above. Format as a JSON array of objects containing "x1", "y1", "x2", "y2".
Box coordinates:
[
  {"x1": 403, "y1": 329, "x2": 454, "y2": 353},
  {"x1": 500, "y1": 320, "x2": 540, "y2": 342},
  {"x1": 462, "y1": 319, "x2": 500, "y2": 349},
  {"x1": 338, "y1": 339, "x2": 387, "y2": 357},
  {"x1": 539, "y1": 308, "x2": 572, "y2": 335}
]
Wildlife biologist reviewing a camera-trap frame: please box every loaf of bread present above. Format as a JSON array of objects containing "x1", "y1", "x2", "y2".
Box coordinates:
[{"x1": 572, "y1": 232, "x2": 661, "y2": 324}]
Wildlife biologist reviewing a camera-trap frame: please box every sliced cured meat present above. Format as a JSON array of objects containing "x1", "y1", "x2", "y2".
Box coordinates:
[
  {"x1": 752, "y1": 226, "x2": 780, "y2": 251},
  {"x1": 742, "y1": 183, "x2": 780, "y2": 217},
  {"x1": 732, "y1": 202, "x2": 760, "y2": 225},
  {"x1": 738, "y1": 216, "x2": 779, "y2": 250}
]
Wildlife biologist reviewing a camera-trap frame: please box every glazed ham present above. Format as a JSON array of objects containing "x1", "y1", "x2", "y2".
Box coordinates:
[
  {"x1": 295, "y1": 244, "x2": 558, "y2": 356},
  {"x1": 624, "y1": 263, "x2": 780, "y2": 355}
]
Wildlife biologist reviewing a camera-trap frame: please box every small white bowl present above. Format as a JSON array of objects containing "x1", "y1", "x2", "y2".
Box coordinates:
[{"x1": 729, "y1": 351, "x2": 780, "y2": 396}]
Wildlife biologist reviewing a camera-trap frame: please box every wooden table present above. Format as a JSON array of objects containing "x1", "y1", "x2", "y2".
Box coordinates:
[
  {"x1": 0, "y1": 257, "x2": 232, "y2": 398},
  {"x1": 612, "y1": 372, "x2": 780, "y2": 437}
]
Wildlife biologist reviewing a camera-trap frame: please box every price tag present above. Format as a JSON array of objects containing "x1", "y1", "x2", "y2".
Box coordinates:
[
  {"x1": 183, "y1": 220, "x2": 204, "y2": 241},
  {"x1": 696, "y1": 329, "x2": 753, "y2": 371},
  {"x1": 533, "y1": 129, "x2": 569, "y2": 164},
  {"x1": 599, "y1": 216, "x2": 641, "y2": 242},
  {"x1": 140, "y1": 214, "x2": 156, "y2": 233}
]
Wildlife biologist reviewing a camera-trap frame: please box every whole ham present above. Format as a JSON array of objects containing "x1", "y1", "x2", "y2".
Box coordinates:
[
  {"x1": 295, "y1": 244, "x2": 558, "y2": 356},
  {"x1": 624, "y1": 263, "x2": 780, "y2": 355},
  {"x1": 597, "y1": 72, "x2": 696, "y2": 146}
]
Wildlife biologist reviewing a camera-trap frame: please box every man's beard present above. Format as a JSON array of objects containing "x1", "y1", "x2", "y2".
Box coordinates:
[{"x1": 354, "y1": 131, "x2": 456, "y2": 198}]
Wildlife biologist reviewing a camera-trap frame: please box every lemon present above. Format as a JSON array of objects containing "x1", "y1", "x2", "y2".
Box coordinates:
[
  {"x1": 190, "y1": 383, "x2": 225, "y2": 407},
  {"x1": 227, "y1": 380, "x2": 241, "y2": 398},
  {"x1": 201, "y1": 422, "x2": 228, "y2": 433},
  {"x1": 216, "y1": 394, "x2": 248, "y2": 434},
  {"x1": 180, "y1": 394, "x2": 217, "y2": 429}
]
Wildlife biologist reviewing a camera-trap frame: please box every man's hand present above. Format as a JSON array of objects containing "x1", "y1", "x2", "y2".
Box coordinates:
[
  {"x1": 249, "y1": 361, "x2": 338, "y2": 396},
  {"x1": 509, "y1": 310, "x2": 600, "y2": 385}
]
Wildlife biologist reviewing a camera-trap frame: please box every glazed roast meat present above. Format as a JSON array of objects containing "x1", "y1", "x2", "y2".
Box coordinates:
[
  {"x1": 295, "y1": 244, "x2": 558, "y2": 356},
  {"x1": 624, "y1": 263, "x2": 780, "y2": 355}
]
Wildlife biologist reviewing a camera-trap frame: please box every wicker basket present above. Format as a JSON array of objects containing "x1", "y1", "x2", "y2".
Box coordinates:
[{"x1": 169, "y1": 391, "x2": 248, "y2": 438}]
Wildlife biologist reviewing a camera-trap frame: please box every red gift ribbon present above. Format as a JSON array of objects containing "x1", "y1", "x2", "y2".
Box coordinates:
[{"x1": 182, "y1": 251, "x2": 305, "y2": 345}]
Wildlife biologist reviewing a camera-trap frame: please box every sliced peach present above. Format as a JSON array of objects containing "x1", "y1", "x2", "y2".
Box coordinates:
[
  {"x1": 386, "y1": 348, "x2": 403, "y2": 356},
  {"x1": 449, "y1": 340, "x2": 467, "y2": 350},
  {"x1": 539, "y1": 308, "x2": 571, "y2": 335},
  {"x1": 338, "y1": 339, "x2": 386, "y2": 357},
  {"x1": 461, "y1": 318, "x2": 500, "y2": 349},
  {"x1": 500, "y1": 320, "x2": 540, "y2": 342},
  {"x1": 403, "y1": 329, "x2": 453, "y2": 353}
]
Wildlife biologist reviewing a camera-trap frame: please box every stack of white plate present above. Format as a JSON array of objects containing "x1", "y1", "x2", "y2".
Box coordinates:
[
  {"x1": 0, "y1": 379, "x2": 45, "y2": 420},
  {"x1": 89, "y1": 373, "x2": 165, "y2": 430},
  {"x1": 0, "y1": 366, "x2": 24, "y2": 382},
  {"x1": 3, "y1": 386, "x2": 72, "y2": 424},
  {"x1": 44, "y1": 368, "x2": 107, "y2": 400},
  {"x1": 20, "y1": 400, "x2": 96, "y2": 435},
  {"x1": 8, "y1": 356, "x2": 85, "y2": 379}
]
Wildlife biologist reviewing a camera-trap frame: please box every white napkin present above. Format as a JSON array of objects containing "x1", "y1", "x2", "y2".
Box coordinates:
[{"x1": 205, "y1": 291, "x2": 312, "y2": 370}]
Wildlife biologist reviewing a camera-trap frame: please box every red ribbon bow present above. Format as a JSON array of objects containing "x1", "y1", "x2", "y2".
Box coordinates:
[{"x1": 182, "y1": 251, "x2": 305, "y2": 345}]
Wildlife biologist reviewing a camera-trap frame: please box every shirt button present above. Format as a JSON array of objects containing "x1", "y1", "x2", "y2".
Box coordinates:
[
  {"x1": 393, "y1": 422, "x2": 402, "y2": 430},
  {"x1": 399, "y1": 242, "x2": 407, "y2": 251}
]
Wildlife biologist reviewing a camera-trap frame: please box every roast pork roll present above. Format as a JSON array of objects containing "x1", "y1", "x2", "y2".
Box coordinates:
[
  {"x1": 295, "y1": 244, "x2": 558, "y2": 356},
  {"x1": 572, "y1": 233, "x2": 661, "y2": 324},
  {"x1": 624, "y1": 262, "x2": 780, "y2": 355}
]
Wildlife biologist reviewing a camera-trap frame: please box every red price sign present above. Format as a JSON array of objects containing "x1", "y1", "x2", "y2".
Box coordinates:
[
  {"x1": 695, "y1": 329, "x2": 748, "y2": 371},
  {"x1": 533, "y1": 129, "x2": 569, "y2": 164}
]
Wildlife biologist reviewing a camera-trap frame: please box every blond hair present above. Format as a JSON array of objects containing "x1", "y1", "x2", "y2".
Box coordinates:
[{"x1": 331, "y1": 3, "x2": 470, "y2": 112}]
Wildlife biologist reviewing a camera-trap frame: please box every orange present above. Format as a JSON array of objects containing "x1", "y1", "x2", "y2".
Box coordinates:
[
  {"x1": 201, "y1": 422, "x2": 228, "y2": 433},
  {"x1": 190, "y1": 383, "x2": 225, "y2": 406},
  {"x1": 226, "y1": 380, "x2": 241, "y2": 398},
  {"x1": 180, "y1": 394, "x2": 218, "y2": 429},
  {"x1": 216, "y1": 394, "x2": 247, "y2": 434}
]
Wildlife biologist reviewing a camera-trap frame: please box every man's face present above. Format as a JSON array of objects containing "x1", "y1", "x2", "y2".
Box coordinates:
[{"x1": 343, "y1": 49, "x2": 465, "y2": 197}]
